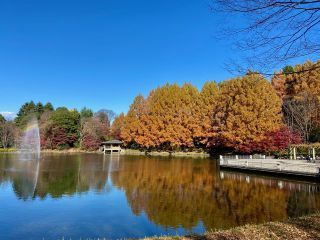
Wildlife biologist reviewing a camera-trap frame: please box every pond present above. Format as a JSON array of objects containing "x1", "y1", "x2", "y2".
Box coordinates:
[{"x1": 0, "y1": 153, "x2": 320, "y2": 239}]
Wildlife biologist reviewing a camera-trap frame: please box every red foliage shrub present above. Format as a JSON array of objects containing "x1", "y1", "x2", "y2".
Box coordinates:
[
  {"x1": 81, "y1": 133, "x2": 100, "y2": 150},
  {"x1": 236, "y1": 127, "x2": 302, "y2": 154}
]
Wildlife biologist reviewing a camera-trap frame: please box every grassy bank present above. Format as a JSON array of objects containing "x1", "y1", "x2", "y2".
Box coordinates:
[
  {"x1": 146, "y1": 214, "x2": 320, "y2": 240},
  {"x1": 0, "y1": 148, "x2": 17, "y2": 152},
  {"x1": 0, "y1": 148, "x2": 210, "y2": 157},
  {"x1": 123, "y1": 149, "x2": 210, "y2": 157}
]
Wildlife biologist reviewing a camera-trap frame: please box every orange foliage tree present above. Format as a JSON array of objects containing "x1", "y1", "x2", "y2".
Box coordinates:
[
  {"x1": 272, "y1": 60, "x2": 320, "y2": 99},
  {"x1": 111, "y1": 113, "x2": 125, "y2": 140},
  {"x1": 193, "y1": 81, "x2": 217, "y2": 147},
  {"x1": 121, "y1": 84, "x2": 200, "y2": 150},
  {"x1": 272, "y1": 60, "x2": 320, "y2": 143},
  {"x1": 120, "y1": 95, "x2": 147, "y2": 147},
  {"x1": 211, "y1": 74, "x2": 283, "y2": 153}
]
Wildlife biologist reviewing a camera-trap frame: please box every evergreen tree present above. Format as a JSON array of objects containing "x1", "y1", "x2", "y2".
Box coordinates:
[
  {"x1": 44, "y1": 102, "x2": 54, "y2": 112},
  {"x1": 15, "y1": 101, "x2": 37, "y2": 128},
  {"x1": 80, "y1": 107, "x2": 93, "y2": 120}
]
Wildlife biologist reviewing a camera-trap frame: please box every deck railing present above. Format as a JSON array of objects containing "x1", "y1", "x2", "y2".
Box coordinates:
[{"x1": 219, "y1": 155, "x2": 320, "y2": 175}]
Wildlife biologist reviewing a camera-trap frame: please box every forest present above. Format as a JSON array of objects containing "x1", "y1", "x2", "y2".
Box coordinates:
[{"x1": 1, "y1": 60, "x2": 320, "y2": 154}]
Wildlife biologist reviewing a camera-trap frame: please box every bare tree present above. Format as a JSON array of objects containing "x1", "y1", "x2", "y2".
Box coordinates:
[
  {"x1": 212, "y1": 0, "x2": 320, "y2": 74},
  {"x1": 95, "y1": 109, "x2": 116, "y2": 123},
  {"x1": 283, "y1": 92, "x2": 319, "y2": 143},
  {"x1": 0, "y1": 121, "x2": 15, "y2": 148}
]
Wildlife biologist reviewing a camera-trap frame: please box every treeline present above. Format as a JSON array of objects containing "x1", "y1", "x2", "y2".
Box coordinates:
[
  {"x1": 0, "y1": 101, "x2": 117, "y2": 150},
  {"x1": 112, "y1": 60, "x2": 320, "y2": 154},
  {"x1": 1, "y1": 60, "x2": 320, "y2": 153}
]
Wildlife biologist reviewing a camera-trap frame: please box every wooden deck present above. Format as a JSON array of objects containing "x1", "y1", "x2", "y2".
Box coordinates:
[{"x1": 219, "y1": 156, "x2": 320, "y2": 178}]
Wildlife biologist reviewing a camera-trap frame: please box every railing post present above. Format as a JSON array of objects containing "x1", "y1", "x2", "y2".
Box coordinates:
[
  {"x1": 277, "y1": 163, "x2": 282, "y2": 171},
  {"x1": 236, "y1": 155, "x2": 238, "y2": 160},
  {"x1": 313, "y1": 148, "x2": 316, "y2": 160}
]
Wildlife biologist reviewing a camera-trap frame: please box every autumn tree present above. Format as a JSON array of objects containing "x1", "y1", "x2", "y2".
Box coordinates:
[
  {"x1": 121, "y1": 95, "x2": 147, "y2": 146},
  {"x1": 211, "y1": 74, "x2": 283, "y2": 153},
  {"x1": 132, "y1": 84, "x2": 199, "y2": 149},
  {"x1": 272, "y1": 61, "x2": 320, "y2": 98},
  {"x1": 193, "y1": 81, "x2": 218, "y2": 147},
  {"x1": 111, "y1": 113, "x2": 125, "y2": 140},
  {"x1": 81, "y1": 117, "x2": 110, "y2": 150},
  {"x1": 255, "y1": 127, "x2": 302, "y2": 153},
  {"x1": 272, "y1": 61, "x2": 320, "y2": 142}
]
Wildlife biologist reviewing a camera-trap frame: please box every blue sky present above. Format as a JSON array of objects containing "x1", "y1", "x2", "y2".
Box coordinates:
[{"x1": 0, "y1": 0, "x2": 309, "y2": 118}]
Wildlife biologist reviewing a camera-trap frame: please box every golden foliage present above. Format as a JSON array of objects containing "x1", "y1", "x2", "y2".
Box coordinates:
[
  {"x1": 193, "y1": 81, "x2": 218, "y2": 146},
  {"x1": 120, "y1": 95, "x2": 147, "y2": 145},
  {"x1": 120, "y1": 75, "x2": 284, "y2": 152},
  {"x1": 272, "y1": 60, "x2": 320, "y2": 99},
  {"x1": 111, "y1": 113, "x2": 125, "y2": 140},
  {"x1": 211, "y1": 74, "x2": 282, "y2": 151},
  {"x1": 122, "y1": 84, "x2": 200, "y2": 149}
]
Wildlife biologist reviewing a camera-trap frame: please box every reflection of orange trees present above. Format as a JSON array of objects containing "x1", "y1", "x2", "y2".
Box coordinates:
[{"x1": 111, "y1": 157, "x2": 320, "y2": 230}]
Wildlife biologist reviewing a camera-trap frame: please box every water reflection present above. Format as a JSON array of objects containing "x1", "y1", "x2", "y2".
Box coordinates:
[
  {"x1": 110, "y1": 157, "x2": 320, "y2": 230},
  {"x1": 0, "y1": 154, "x2": 115, "y2": 199},
  {"x1": 0, "y1": 154, "x2": 320, "y2": 234}
]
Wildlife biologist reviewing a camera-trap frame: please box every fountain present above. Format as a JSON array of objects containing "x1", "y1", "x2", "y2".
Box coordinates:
[
  {"x1": 11, "y1": 118, "x2": 42, "y2": 199},
  {"x1": 19, "y1": 118, "x2": 41, "y2": 161}
]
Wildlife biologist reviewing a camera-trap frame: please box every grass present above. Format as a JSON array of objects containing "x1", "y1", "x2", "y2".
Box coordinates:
[
  {"x1": 144, "y1": 213, "x2": 320, "y2": 240},
  {"x1": 0, "y1": 148, "x2": 17, "y2": 152}
]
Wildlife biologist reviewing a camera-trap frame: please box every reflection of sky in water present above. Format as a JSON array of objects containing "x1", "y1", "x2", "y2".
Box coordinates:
[
  {"x1": 0, "y1": 153, "x2": 320, "y2": 239},
  {"x1": 1, "y1": 186, "x2": 197, "y2": 239}
]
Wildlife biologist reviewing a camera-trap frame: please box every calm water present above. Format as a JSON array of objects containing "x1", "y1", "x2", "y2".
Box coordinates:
[{"x1": 1, "y1": 153, "x2": 320, "y2": 239}]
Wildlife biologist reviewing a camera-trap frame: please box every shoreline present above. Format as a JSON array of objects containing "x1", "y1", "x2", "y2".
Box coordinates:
[
  {"x1": 0, "y1": 148, "x2": 210, "y2": 157},
  {"x1": 144, "y1": 214, "x2": 320, "y2": 240}
]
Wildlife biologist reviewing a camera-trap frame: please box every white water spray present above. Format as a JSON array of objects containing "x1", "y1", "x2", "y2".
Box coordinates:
[{"x1": 19, "y1": 118, "x2": 41, "y2": 161}]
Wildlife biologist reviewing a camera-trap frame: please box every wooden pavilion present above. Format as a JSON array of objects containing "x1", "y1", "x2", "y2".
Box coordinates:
[{"x1": 101, "y1": 140, "x2": 123, "y2": 154}]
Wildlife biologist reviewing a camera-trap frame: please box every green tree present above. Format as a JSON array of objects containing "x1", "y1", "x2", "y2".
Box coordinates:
[
  {"x1": 0, "y1": 114, "x2": 5, "y2": 123},
  {"x1": 44, "y1": 102, "x2": 54, "y2": 112},
  {"x1": 80, "y1": 107, "x2": 93, "y2": 120},
  {"x1": 15, "y1": 101, "x2": 37, "y2": 128},
  {"x1": 36, "y1": 102, "x2": 44, "y2": 116},
  {"x1": 44, "y1": 108, "x2": 80, "y2": 149}
]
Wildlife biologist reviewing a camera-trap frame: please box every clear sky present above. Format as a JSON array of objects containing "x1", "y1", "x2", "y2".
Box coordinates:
[{"x1": 0, "y1": 0, "x2": 270, "y2": 117}]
